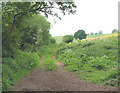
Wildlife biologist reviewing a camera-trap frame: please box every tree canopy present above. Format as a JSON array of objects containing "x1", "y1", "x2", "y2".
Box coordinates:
[
  {"x1": 90, "y1": 32, "x2": 94, "y2": 35},
  {"x1": 2, "y1": 2, "x2": 77, "y2": 57},
  {"x1": 112, "y1": 29, "x2": 119, "y2": 33},
  {"x1": 98, "y1": 30, "x2": 103, "y2": 34},
  {"x1": 74, "y1": 30, "x2": 87, "y2": 40}
]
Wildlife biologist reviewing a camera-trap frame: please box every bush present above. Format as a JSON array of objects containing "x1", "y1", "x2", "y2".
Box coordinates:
[
  {"x1": 90, "y1": 32, "x2": 94, "y2": 35},
  {"x1": 112, "y1": 29, "x2": 118, "y2": 33},
  {"x1": 44, "y1": 57, "x2": 57, "y2": 71},
  {"x1": 62, "y1": 35, "x2": 74, "y2": 43},
  {"x1": 51, "y1": 38, "x2": 56, "y2": 43},
  {"x1": 98, "y1": 30, "x2": 103, "y2": 34},
  {"x1": 74, "y1": 30, "x2": 87, "y2": 40},
  {"x1": 56, "y1": 36, "x2": 118, "y2": 86},
  {"x1": 2, "y1": 51, "x2": 41, "y2": 91}
]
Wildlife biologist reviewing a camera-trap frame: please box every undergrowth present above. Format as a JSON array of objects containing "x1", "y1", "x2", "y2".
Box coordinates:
[
  {"x1": 2, "y1": 50, "x2": 41, "y2": 91},
  {"x1": 44, "y1": 55, "x2": 57, "y2": 71},
  {"x1": 56, "y1": 36, "x2": 119, "y2": 87}
]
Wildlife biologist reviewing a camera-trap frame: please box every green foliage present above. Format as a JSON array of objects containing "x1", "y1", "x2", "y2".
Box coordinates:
[
  {"x1": 17, "y1": 14, "x2": 51, "y2": 52},
  {"x1": 44, "y1": 56, "x2": 57, "y2": 71},
  {"x1": 74, "y1": 30, "x2": 87, "y2": 40},
  {"x1": 2, "y1": 2, "x2": 76, "y2": 56},
  {"x1": 51, "y1": 37, "x2": 56, "y2": 43},
  {"x1": 53, "y1": 36, "x2": 64, "y2": 44},
  {"x1": 87, "y1": 34, "x2": 109, "y2": 38},
  {"x1": 90, "y1": 32, "x2": 94, "y2": 35},
  {"x1": 56, "y1": 36, "x2": 118, "y2": 86},
  {"x1": 112, "y1": 29, "x2": 119, "y2": 33},
  {"x1": 98, "y1": 30, "x2": 103, "y2": 34},
  {"x1": 37, "y1": 44, "x2": 57, "y2": 57},
  {"x1": 62, "y1": 35, "x2": 74, "y2": 43},
  {"x1": 36, "y1": 44, "x2": 59, "y2": 71},
  {"x1": 95, "y1": 33, "x2": 97, "y2": 35},
  {"x1": 2, "y1": 2, "x2": 77, "y2": 91},
  {"x1": 2, "y1": 51, "x2": 41, "y2": 91},
  {"x1": 76, "y1": 68, "x2": 119, "y2": 86}
]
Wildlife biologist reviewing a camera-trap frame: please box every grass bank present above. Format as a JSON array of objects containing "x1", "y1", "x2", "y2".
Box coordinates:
[{"x1": 56, "y1": 35, "x2": 119, "y2": 87}]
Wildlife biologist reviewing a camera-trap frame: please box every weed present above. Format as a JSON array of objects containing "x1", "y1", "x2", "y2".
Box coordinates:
[
  {"x1": 44, "y1": 56, "x2": 57, "y2": 71},
  {"x1": 56, "y1": 36, "x2": 118, "y2": 86}
]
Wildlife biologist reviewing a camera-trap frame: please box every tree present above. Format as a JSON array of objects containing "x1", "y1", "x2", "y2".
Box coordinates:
[
  {"x1": 20, "y1": 14, "x2": 51, "y2": 51},
  {"x1": 2, "y1": 2, "x2": 77, "y2": 57},
  {"x1": 2, "y1": 2, "x2": 76, "y2": 43},
  {"x1": 95, "y1": 33, "x2": 97, "y2": 35},
  {"x1": 112, "y1": 29, "x2": 118, "y2": 33},
  {"x1": 98, "y1": 30, "x2": 103, "y2": 34},
  {"x1": 74, "y1": 30, "x2": 87, "y2": 40},
  {"x1": 90, "y1": 32, "x2": 94, "y2": 35},
  {"x1": 51, "y1": 38, "x2": 56, "y2": 43},
  {"x1": 87, "y1": 34, "x2": 89, "y2": 36},
  {"x1": 62, "y1": 35, "x2": 74, "y2": 43}
]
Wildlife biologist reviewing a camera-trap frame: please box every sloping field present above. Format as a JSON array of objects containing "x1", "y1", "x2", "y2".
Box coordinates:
[
  {"x1": 53, "y1": 34, "x2": 119, "y2": 44},
  {"x1": 56, "y1": 33, "x2": 119, "y2": 87}
]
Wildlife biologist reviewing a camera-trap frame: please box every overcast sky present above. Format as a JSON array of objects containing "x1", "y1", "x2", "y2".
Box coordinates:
[{"x1": 48, "y1": 0, "x2": 119, "y2": 36}]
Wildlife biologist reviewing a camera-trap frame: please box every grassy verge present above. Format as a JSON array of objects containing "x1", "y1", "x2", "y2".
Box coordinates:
[
  {"x1": 76, "y1": 68, "x2": 118, "y2": 86},
  {"x1": 2, "y1": 43, "x2": 59, "y2": 91},
  {"x1": 56, "y1": 35, "x2": 119, "y2": 87},
  {"x1": 37, "y1": 44, "x2": 58, "y2": 71},
  {"x1": 2, "y1": 50, "x2": 41, "y2": 91},
  {"x1": 44, "y1": 55, "x2": 58, "y2": 71}
]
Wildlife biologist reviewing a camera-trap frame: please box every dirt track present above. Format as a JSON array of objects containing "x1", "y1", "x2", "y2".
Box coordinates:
[{"x1": 12, "y1": 55, "x2": 118, "y2": 91}]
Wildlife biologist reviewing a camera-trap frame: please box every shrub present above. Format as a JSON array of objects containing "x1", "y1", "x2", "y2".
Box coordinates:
[
  {"x1": 90, "y1": 32, "x2": 94, "y2": 35},
  {"x1": 44, "y1": 57, "x2": 57, "y2": 71},
  {"x1": 62, "y1": 35, "x2": 74, "y2": 43},
  {"x1": 112, "y1": 29, "x2": 118, "y2": 33},
  {"x1": 51, "y1": 38, "x2": 56, "y2": 43},
  {"x1": 95, "y1": 33, "x2": 97, "y2": 35},
  {"x1": 56, "y1": 36, "x2": 118, "y2": 86},
  {"x1": 98, "y1": 30, "x2": 103, "y2": 34},
  {"x1": 74, "y1": 30, "x2": 87, "y2": 40},
  {"x1": 2, "y1": 51, "x2": 40, "y2": 91}
]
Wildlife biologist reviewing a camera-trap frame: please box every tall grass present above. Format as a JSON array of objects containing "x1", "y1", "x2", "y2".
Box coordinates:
[
  {"x1": 44, "y1": 55, "x2": 57, "y2": 71},
  {"x1": 2, "y1": 50, "x2": 41, "y2": 91},
  {"x1": 56, "y1": 36, "x2": 119, "y2": 86}
]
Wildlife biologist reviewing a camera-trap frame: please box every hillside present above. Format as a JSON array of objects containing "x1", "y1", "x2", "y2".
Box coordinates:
[{"x1": 56, "y1": 34, "x2": 119, "y2": 87}]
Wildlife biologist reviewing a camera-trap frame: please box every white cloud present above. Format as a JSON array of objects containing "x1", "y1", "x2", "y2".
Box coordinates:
[{"x1": 47, "y1": 0, "x2": 119, "y2": 36}]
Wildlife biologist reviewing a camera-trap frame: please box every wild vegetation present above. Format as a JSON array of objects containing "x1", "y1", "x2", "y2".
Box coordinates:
[
  {"x1": 62, "y1": 35, "x2": 74, "y2": 43},
  {"x1": 56, "y1": 34, "x2": 119, "y2": 87},
  {"x1": 74, "y1": 30, "x2": 87, "y2": 40},
  {"x1": 2, "y1": 1, "x2": 119, "y2": 91},
  {"x1": 2, "y1": 2, "x2": 76, "y2": 91}
]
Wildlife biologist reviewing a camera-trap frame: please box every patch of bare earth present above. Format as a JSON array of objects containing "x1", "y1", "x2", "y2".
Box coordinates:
[{"x1": 12, "y1": 55, "x2": 118, "y2": 91}]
